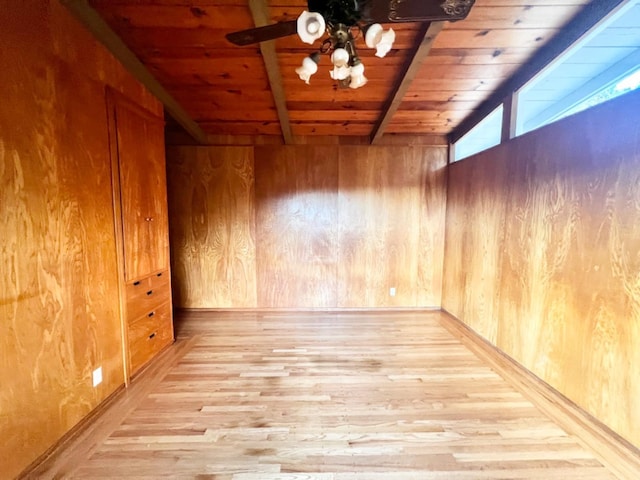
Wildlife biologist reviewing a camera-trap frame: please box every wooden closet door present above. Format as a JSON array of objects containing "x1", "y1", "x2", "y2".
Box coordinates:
[{"x1": 115, "y1": 101, "x2": 168, "y2": 281}]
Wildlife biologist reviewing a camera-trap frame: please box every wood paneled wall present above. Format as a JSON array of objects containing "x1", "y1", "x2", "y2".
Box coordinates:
[
  {"x1": 338, "y1": 147, "x2": 445, "y2": 307},
  {"x1": 167, "y1": 147, "x2": 257, "y2": 308},
  {"x1": 167, "y1": 145, "x2": 447, "y2": 309},
  {"x1": 254, "y1": 146, "x2": 340, "y2": 308},
  {"x1": 443, "y1": 90, "x2": 640, "y2": 447},
  {"x1": 0, "y1": 1, "x2": 161, "y2": 477}
]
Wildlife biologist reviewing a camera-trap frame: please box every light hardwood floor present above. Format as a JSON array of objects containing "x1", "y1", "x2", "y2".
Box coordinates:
[{"x1": 30, "y1": 311, "x2": 628, "y2": 479}]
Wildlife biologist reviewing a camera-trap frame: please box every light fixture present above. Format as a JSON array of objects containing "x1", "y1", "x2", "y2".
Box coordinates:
[
  {"x1": 295, "y1": 11, "x2": 395, "y2": 89},
  {"x1": 330, "y1": 47, "x2": 351, "y2": 80},
  {"x1": 365, "y1": 24, "x2": 396, "y2": 58},
  {"x1": 297, "y1": 10, "x2": 326, "y2": 44},
  {"x1": 349, "y1": 60, "x2": 367, "y2": 89},
  {"x1": 296, "y1": 52, "x2": 320, "y2": 84}
]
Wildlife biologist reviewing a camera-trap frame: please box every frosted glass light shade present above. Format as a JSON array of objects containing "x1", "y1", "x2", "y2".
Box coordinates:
[
  {"x1": 297, "y1": 11, "x2": 325, "y2": 44},
  {"x1": 330, "y1": 65, "x2": 351, "y2": 81},
  {"x1": 329, "y1": 48, "x2": 351, "y2": 80},
  {"x1": 349, "y1": 62, "x2": 367, "y2": 89},
  {"x1": 331, "y1": 48, "x2": 349, "y2": 67},
  {"x1": 295, "y1": 55, "x2": 319, "y2": 84},
  {"x1": 365, "y1": 24, "x2": 396, "y2": 58},
  {"x1": 365, "y1": 24, "x2": 383, "y2": 48},
  {"x1": 375, "y1": 29, "x2": 395, "y2": 57}
]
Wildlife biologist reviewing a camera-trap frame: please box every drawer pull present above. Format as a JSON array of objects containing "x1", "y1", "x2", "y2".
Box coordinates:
[
  {"x1": 149, "y1": 332, "x2": 156, "y2": 339},
  {"x1": 148, "y1": 311, "x2": 155, "y2": 318},
  {"x1": 157, "y1": 272, "x2": 163, "y2": 277},
  {"x1": 133, "y1": 281, "x2": 141, "y2": 286},
  {"x1": 146, "y1": 290, "x2": 153, "y2": 296}
]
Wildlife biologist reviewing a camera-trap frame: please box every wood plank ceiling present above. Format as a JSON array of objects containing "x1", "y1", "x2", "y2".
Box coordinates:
[{"x1": 88, "y1": 0, "x2": 590, "y2": 141}]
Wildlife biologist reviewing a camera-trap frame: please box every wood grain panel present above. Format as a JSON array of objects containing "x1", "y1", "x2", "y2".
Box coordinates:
[
  {"x1": 443, "y1": 90, "x2": 640, "y2": 448},
  {"x1": 254, "y1": 146, "x2": 339, "y2": 308},
  {"x1": 127, "y1": 301, "x2": 173, "y2": 374},
  {"x1": 89, "y1": 0, "x2": 593, "y2": 137},
  {"x1": 337, "y1": 147, "x2": 442, "y2": 307},
  {"x1": 435, "y1": 27, "x2": 560, "y2": 50},
  {"x1": 94, "y1": 4, "x2": 253, "y2": 30},
  {"x1": 178, "y1": 108, "x2": 280, "y2": 123},
  {"x1": 0, "y1": 1, "x2": 161, "y2": 477},
  {"x1": 166, "y1": 146, "x2": 257, "y2": 308},
  {"x1": 399, "y1": 90, "x2": 491, "y2": 102},
  {"x1": 115, "y1": 100, "x2": 169, "y2": 281},
  {"x1": 125, "y1": 276, "x2": 171, "y2": 321},
  {"x1": 169, "y1": 90, "x2": 275, "y2": 109},
  {"x1": 497, "y1": 91, "x2": 640, "y2": 447},
  {"x1": 198, "y1": 121, "x2": 285, "y2": 136},
  {"x1": 166, "y1": 133, "x2": 447, "y2": 147},
  {"x1": 167, "y1": 145, "x2": 447, "y2": 309},
  {"x1": 442, "y1": 147, "x2": 510, "y2": 343},
  {"x1": 146, "y1": 57, "x2": 270, "y2": 82},
  {"x1": 451, "y1": 5, "x2": 583, "y2": 30},
  {"x1": 417, "y1": 147, "x2": 448, "y2": 307},
  {"x1": 290, "y1": 123, "x2": 375, "y2": 136}
]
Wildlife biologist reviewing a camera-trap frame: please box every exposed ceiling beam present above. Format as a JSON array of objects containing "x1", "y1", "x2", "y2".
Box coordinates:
[
  {"x1": 61, "y1": 0, "x2": 208, "y2": 145},
  {"x1": 249, "y1": 0, "x2": 294, "y2": 145},
  {"x1": 448, "y1": 0, "x2": 627, "y2": 144},
  {"x1": 370, "y1": 21, "x2": 445, "y2": 145}
]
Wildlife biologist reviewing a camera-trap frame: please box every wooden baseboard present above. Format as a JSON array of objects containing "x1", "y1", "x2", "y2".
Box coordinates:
[
  {"x1": 175, "y1": 306, "x2": 441, "y2": 313},
  {"x1": 19, "y1": 336, "x2": 198, "y2": 479},
  {"x1": 17, "y1": 383, "x2": 126, "y2": 479},
  {"x1": 439, "y1": 309, "x2": 640, "y2": 480},
  {"x1": 22, "y1": 309, "x2": 637, "y2": 478}
]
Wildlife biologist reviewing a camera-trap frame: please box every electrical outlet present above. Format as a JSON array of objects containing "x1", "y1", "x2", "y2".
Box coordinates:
[
  {"x1": 389, "y1": 287, "x2": 396, "y2": 297},
  {"x1": 92, "y1": 367, "x2": 102, "y2": 387}
]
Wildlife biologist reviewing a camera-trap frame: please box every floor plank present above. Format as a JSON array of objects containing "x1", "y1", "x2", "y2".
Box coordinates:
[{"x1": 46, "y1": 311, "x2": 624, "y2": 479}]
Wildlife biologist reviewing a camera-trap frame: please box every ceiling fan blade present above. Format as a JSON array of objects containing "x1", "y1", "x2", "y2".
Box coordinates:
[
  {"x1": 226, "y1": 20, "x2": 298, "y2": 46},
  {"x1": 362, "y1": 0, "x2": 475, "y2": 24}
]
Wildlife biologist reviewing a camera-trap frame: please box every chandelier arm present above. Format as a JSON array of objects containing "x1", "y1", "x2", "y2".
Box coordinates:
[
  {"x1": 345, "y1": 35, "x2": 359, "y2": 65},
  {"x1": 320, "y1": 37, "x2": 335, "y2": 54}
]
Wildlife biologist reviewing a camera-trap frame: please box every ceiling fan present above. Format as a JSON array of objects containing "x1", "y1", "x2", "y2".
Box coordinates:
[{"x1": 226, "y1": 0, "x2": 475, "y2": 88}]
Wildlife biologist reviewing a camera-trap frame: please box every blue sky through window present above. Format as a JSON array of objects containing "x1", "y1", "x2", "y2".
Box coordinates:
[
  {"x1": 516, "y1": 0, "x2": 640, "y2": 135},
  {"x1": 453, "y1": 0, "x2": 640, "y2": 161}
]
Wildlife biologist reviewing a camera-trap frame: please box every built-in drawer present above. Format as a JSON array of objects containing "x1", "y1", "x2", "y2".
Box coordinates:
[
  {"x1": 126, "y1": 270, "x2": 171, "y2": 320},
  {"x1": 128, "y1": 300, "x2": 173, "y2": 374}
]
